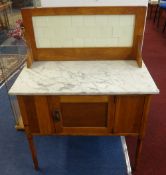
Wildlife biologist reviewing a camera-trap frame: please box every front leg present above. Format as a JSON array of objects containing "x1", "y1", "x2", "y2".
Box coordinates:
[
  {"x1": 26, "y1": 133, "x2": 39, "y2": 170},
  {"x1": 132, "y1": 136, "x2": 143, "y2": 172}
]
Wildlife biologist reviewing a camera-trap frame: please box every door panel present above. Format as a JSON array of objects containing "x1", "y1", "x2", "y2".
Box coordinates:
[
  {"x1": 61, "y1": 103, "x2": 108, "y2": 127},
  {"x1": 48, "y1": 96, "x2": 115, "y2": 134},
  {"x1": 114, "y1": 95, "x2": 145, "y2": 133}
]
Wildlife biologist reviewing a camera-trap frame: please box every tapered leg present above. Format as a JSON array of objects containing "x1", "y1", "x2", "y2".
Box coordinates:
[
  {"x1": 157, "y1": 8, "x2": 162, "y2": 28},
  {"x1": 153, "y1": 5, "x2": 159, "y2": 23},
  {"x1": 26, "y1": 134, "x2": 39, "y2": 170},
  {"x1": 163, "y1": 21, "x2": 166, "y2": 32},
  {"x1": 149, "y1": 5, "x2": 153, "y2": 19},
  {"x1": 132, "y1": 137, "x2": 143, "y2": 172}
]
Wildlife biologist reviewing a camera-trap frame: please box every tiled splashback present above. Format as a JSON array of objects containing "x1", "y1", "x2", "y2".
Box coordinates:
[{"x1": 32, "y1": 15, "x2": 135, "y2": 48}]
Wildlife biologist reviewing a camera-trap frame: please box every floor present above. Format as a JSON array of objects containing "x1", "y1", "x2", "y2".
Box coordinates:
[{"x1": 127, "y1": 13, "x2": 166, "y2": 175}]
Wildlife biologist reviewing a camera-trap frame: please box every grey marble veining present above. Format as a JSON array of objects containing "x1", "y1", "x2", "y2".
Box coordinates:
[{"x1": 9, "y1": 60, "x2": 159, "y2": 95}]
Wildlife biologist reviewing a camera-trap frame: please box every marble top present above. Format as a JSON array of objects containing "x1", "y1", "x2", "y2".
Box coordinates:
[
  {"x1": 40, "y1": 0, "x2": 149, "y2": 7},
  {"x1": 9, "y1": 60, "x2": 159, "y2": 95}
]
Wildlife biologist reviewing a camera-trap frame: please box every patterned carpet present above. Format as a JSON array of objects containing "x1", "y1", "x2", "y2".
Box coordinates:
[
  {"x1": 0, "y1": 8, "x2": 26, "y2": 85},
  {"x1": 0, "y1": 54, "x2": 26, "y2": 85}
]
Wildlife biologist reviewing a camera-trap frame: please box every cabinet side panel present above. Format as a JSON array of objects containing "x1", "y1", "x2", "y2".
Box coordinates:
[
  {"x1": 17, "y1": 96, "x2": 40, "y2": 133},
  {"x1": 114, "y1": 95, "x2": 145, "y2": 133}
]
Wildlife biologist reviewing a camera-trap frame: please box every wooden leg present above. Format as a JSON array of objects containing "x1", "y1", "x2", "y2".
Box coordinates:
[
  {"x1": 26, "y1": 134, "x2": 39, "y2": 170},
  {"x1": 163, "y1": 21, "x2": 166, "y2": 32},
  {"x1": 149, "y1": 5, "x2": 152, "y2": 19},
  {"x1": 132, "y1": 136, "x2": 143, "y2": 172},
  {"x1": 157, "y1": 8, "x2": 162, "y2": 28},
  {"x1": 4, "y1": 10, "x2": 9, "y2": 29},
  {"x1": 0, "y1": 15, "x2": 4, "y2": 29},
  {"x1": 153, "y1": 5, "x2": 158, "y2": 23}
]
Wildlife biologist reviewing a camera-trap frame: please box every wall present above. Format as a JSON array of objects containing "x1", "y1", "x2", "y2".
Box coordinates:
[{"x1": 40, "y1": 0, "x2": 148, "y2": 7}]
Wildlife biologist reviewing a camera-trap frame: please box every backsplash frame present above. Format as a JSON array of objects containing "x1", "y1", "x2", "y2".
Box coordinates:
[{"x1": 21, "y1": 6, "x2": 147, "y2": 67}]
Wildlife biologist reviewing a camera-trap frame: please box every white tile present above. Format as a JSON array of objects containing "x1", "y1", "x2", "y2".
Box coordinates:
[
  {"x1": 84, "y1": 16, "x2": 96, "y2": 26},
  {"x1": 87, "y1": 27, "x2": 100, "y2": 39},
  {"x1": 84, "y1": 38, "x2": 96, "y2": 46},
  {"x1": 72, "y1": 38, "x2": 84, "y2": 47},
  {"x1": 33, "y1": 17, "x2": 44, "y2": 26},
  {"x1": 112, "y1": 26, "x2": 120, "y2": 37},
  {"x1": 55, "y1": 28, "x2": 67, "y2": 39},
  {"x1": 100, "y1": 27, "x2": 113, "y2": 38},
  {"x1": 108, "y1": 15, "x2": 120, "y2": 26},
  {"x1": 118, "y1": 37, "x2": 132, "y2": 47},
  {"x1": 94, "y1": 39, "x2": 107, "y2": 47},
  {"x1": 95, "y1": 15, "x2": 108, "y2": 25},
  {"x1": 33, "y1": 15, "x2": 135, "y2": 48},
  {"x1": 119, "y1": 26, "x2": 134, "y2": 39},
  {"x1": 77, "y1": 27, "x2": 89, "y2": 38},
  {"x1": 131, "y1": 15, "x2": 135, "y2": 26},
  {"x1": 67, "y1": 27, "x2": 77, "y2": 38},
  {"x1": 107, "y1": 38, "x2": 118, "y2": 47},
  {"x1": 61, "y1": 39, "x2": 73, "y2": 47},
  {"x1": 50, "y1": 34, "x2": 63, "y2": 47},
  {"x1": 120, "y1": 15, "x2": 134, "y2": 26},
  {"x1": 39, "y1": 38, "x2": 51, "y2": 48},
  {"x1": 71, "y1": 16, "x2": 84, "y2": 26}
]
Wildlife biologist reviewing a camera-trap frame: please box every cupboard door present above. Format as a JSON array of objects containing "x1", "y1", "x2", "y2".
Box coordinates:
[
  {"x1": 49, "y1": 96, "x2": 115, "y2": 134},
  {"x1": 114, "y1": 96, "x2": 145, "y2": 134}
]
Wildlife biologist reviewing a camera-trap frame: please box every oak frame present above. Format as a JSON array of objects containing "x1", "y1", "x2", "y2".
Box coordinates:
[{"x1": 21, "y1": 6, "x2": 147, "y2": 67}]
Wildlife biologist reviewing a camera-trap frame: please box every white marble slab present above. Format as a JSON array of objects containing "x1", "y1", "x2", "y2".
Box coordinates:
[
  {"x1": 9, "y1": 60, "x2": 159, "y2": 95},
  {"x1": 40, "y1": 0, "x2": 149, "y2": 7}
]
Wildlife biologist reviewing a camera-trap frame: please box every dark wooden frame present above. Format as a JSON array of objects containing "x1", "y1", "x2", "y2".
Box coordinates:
[{"x1": 21, "y1": 6, "x2": 147, "y2": 67}]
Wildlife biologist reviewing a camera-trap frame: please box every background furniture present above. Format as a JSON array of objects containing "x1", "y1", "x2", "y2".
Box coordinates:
[
  {"x1": 12, "y1": 0, "x2": 33, "y2": 8},
  {"x1": 148, "y1": 0, "x2": 158, "y2": 19},
  {"x1": 153, "y1": 0, "x2": 166, "y2": 25},
  {"x1": 157, "y1": 0, "x2": 166, "y2": 27},
  {"x1": 0, "y1": 1, "x2": 12, "y2": 29}
]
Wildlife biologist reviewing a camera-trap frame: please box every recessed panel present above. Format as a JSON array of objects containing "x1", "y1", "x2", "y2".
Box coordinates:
[{"x1": 61, "y1": 103, "x2": 108, "y2": 127}]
